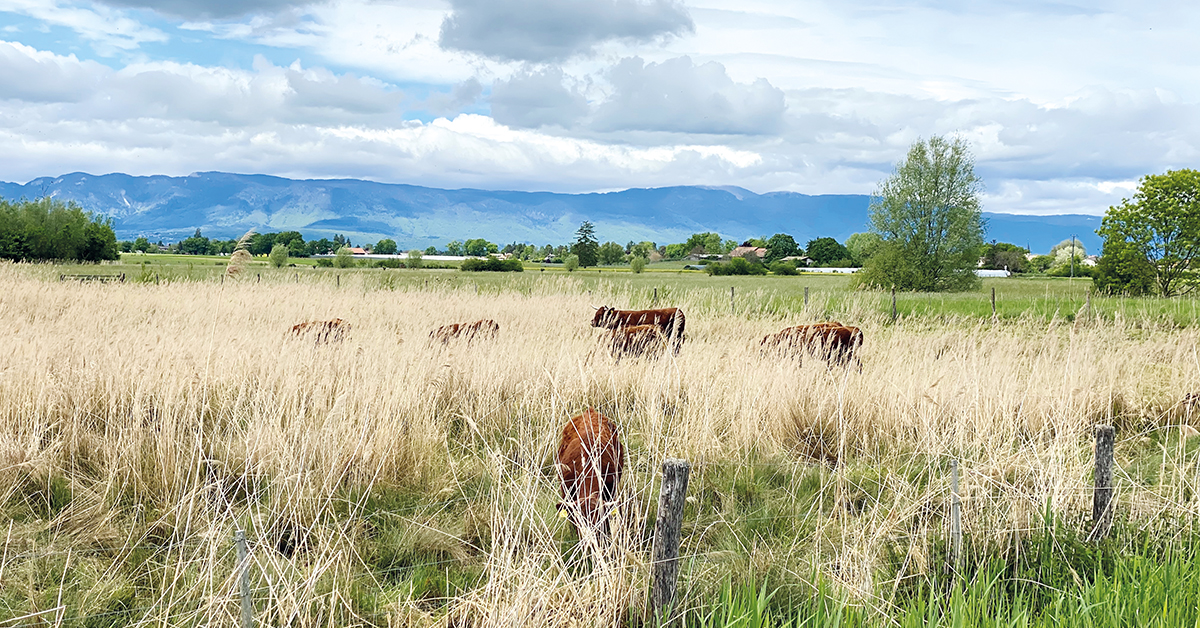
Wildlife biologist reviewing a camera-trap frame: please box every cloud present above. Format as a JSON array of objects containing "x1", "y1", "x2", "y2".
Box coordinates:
[
  {"x1": 438, "y1": 0, "x2": 693, "y2": 62},
  {"x1": 94, "y1": 0, "x2": 316, "y2": 19},
  {"x1": 592, "y1": 56, "x2": 787, "y2": 135},
  {"x1": 421, "y1": 78, "x2": 484, "y2": 116},
  {"x1": 490, "y1": 67, "x2": 589, "y2": 128},
  {"x1": 0, "y1": 40, "x2": 107, "y2": 102},
  {"x1": 2, "y1": 0, "x2": 167, "y2": 53}
]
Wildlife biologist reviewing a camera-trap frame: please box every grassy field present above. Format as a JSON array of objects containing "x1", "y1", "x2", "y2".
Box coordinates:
[{"x1": 3, "y1": 260, "x2": 1200, "y2": 626}]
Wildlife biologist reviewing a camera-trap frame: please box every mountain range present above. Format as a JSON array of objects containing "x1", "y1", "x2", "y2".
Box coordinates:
[{"x1": 0, "y1": 172, "x2": 1103, "y2": 254}]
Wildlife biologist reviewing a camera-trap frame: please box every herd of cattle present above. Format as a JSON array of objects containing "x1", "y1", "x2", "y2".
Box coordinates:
[{"x1": 288, "y1": 305, "x2": 863, "y2": 542}]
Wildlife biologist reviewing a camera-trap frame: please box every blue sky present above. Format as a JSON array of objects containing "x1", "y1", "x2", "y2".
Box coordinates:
[{"x1": 0, "y1": 0, "x2": 1197, "y2": 215}]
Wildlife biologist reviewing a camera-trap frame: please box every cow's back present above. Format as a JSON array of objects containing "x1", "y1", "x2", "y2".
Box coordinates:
[{"x1": 556, "y1": 409, "x2": 624, "y2": 537}]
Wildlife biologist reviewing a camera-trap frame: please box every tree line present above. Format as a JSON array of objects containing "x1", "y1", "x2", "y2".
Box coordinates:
[{"x1": 0, "y1": 198, "x2": 118, "y2": 262}]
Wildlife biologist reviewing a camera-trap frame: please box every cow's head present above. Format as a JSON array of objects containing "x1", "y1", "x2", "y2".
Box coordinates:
[{"x1": 591, "y1": 306, "x2": 613, "y2": 328}]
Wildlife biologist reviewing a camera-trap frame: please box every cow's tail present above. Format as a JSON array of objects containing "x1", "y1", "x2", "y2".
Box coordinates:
[{"x1": 671, "y1": 309, "x2": 686, "y2": 355}]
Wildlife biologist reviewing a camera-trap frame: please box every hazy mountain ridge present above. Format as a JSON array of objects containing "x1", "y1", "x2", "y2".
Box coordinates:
[{"x1": 0, "y1": 172, "x2": 1103, "y2": 253}]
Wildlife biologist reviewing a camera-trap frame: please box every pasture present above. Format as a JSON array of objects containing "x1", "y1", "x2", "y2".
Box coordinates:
[{"x1": 3, "y1": 261, "x2": 1200, "y2": 626}]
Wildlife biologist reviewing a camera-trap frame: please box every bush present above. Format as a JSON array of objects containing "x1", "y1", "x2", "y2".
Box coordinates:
[
  {"x1": 269, "y1": 243, "x2": 288, "y2": 268},
  {"x1": 407, "y1": 250, "x2": 423, "y2": 269},
  {"x1": 316, "y1": 258, "x2": 333, "y2": 267},
  {"x1": 706, "y1": 257, "x2": 767, "y2": 276},
  {"x1": 630, "y1": 256, "x2": 647, "y2": 274},
  {"x1": 460, "y1": 256, "x2": 524, "y2": 272},
  {"x1": 333, "y1": 247, "x2": 355, "y2": 268},
  {"x1": 563, "y1": 254, "x2": 580, "y2": 272},
  {"x1": 0, "y1": 197, "x2": 118, "y2": 262},
  {"x1": 374, "y1": 258, "x2": 404, "y2": 269},
  {"x1": 769, "y1": 261, "x2": 798, "y2": 275}
]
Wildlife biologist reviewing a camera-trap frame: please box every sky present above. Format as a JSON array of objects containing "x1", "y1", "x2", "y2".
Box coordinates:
[{"x1": 0, "y1": 0, "x2": 1197, "y2": 215}]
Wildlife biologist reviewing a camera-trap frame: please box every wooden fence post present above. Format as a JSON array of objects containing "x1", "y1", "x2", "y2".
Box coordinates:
[
  {"x1": 948, "y1": 459, "x2": 962, "y2": 573},
  {"x1": 991, "y1": 287, "x2": 996, "y2": 318},
  {"x1": 235, "y1": 529, "x2": 253, "y2": 628},
  {"x1": 651, "y1": 458, "x2": 691, "y2": 624},
  {"x1": 891, "y1": 286, "x2": 897, "y2": 322},
  {"x1": 653, "y1": 288, "x2": 657, "y2": 305},
  {"x1": 730, "y1": 286, "x2": 735, "y2": 315},
  {"x1": 804, "y1": 286, "x2": 809, "y2": 307},
  {"x1": 336, "y1": 274, "x2": 340, "y2": 287},
  {"x1": 1090, "y1": 425, "x2": 1116, "y2": 540}
]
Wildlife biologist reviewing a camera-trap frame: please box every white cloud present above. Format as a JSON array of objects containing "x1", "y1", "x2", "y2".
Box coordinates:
[{"x1": 0, "y1": 0, "x2": 167, "y2": 53}]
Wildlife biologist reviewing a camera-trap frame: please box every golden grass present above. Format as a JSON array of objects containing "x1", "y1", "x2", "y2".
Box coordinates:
[{"x1": 2, "y1": 263, "x2": 1200, "y2": 625}]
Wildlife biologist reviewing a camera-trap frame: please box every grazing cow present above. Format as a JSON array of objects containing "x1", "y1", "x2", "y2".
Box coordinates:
[
  {"x1": 556, "y1": 408, "x2": 625, "y2": 543},
  {"x1": 430, "y1": 319, "x2": 500, "y2": 344},
  {"x1": 606, "y1": 324, "x2": 668, "y2": 361},
  {"x1": 290, "y1": 318, "x2": 350, "y2": 344},
  {"x1": 761, "y1": 322, "x2": 863, "y2": 368},
  {"x1": 591, "y1": 306, "x2": 685, "y2": 354}
]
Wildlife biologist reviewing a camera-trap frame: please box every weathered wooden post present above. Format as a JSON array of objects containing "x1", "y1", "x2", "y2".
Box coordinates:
[
  {"x1": 336, "y1": 274, "x2": 340, "y2": 287},
  {"x1": 948, "y1": 459, "x2": 962, "y2": 573},
  {"x1": 804, "y1": 286, "x2": 809, "y2": 307},
  {"x1": 1090, "y1": 425, "x2": 1116, "y2": 540},
  {"x1": 653, "y1": 288, "x2": 658, "y2": 305},
  {"x1": 730, "y1": 286, "x2": 735, "y2": 315},
  {"x1": 651, "y1": 458, "x2": 691, "y2": 624},
  {"x1": 235, "y1": 529, "x2": 253, "y2": 628},
  {"x1": 256, "y1": 273, "x2": 260, "y2": 284},
  {"x1": 891, "y1": 286, "x2": 897, "y2": 322},
  {"x1": 991, "y1": 287, "x2": 996, "y2": 318}
]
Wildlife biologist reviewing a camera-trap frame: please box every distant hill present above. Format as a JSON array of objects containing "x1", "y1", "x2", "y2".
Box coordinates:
[{"x1": 0, "y1": 172, "x2": 1103, "y2": 254}]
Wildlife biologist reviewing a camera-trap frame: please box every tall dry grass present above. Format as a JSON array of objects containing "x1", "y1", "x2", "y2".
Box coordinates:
[{"x1": 2, "y1": 263, "x2": 1200, "y2": 625}]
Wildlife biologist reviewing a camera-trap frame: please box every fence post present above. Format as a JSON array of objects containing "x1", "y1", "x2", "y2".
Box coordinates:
[
  {"x1": 651, "y1": 458, "x2": 691, "y2": 624},
  {"x1": 235, "y1": 529, "x2": 253, "y2": 628},
  {"x1": 948, "y1": 459, "x2": 962, "y2": 574},
  {"x1": 1090, "y1": 425, "x2": 1116, "y2": 540},
  {"x1": 155, "y1": 273, "x2": 159, "y2": 285},
  {"x1": 653, "y1": 288, "x2": 657, "y2": 305},
  {"x1": 336, "y1": 274, "x2": 340, "y2": 287},
  {"x1": 891, "y1": 286, "x2": 897, "y2": 322},
  {"x1": 257, "y1": 273, "x2": 260, "y2": 284},
  {"x1": 804, "y1": 286, "x2": 809, "y2": 307},
  {"x1": 991, "y1": 287, "x2": 997, "y2": 318},
  {"x1": 730, "y1": 286, "x2": 735, "y2": 315}
]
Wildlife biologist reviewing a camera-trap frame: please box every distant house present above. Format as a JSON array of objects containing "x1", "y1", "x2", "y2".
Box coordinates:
[
  {"x1": 780, "y1": 255, "x2": 812, "y2": 266},
  {"x1": 729, "y1": 246, "x2": 767, "y2": 260},
  {"x1": 1082, "y1": 255, "x2": 1099, "y2": 267},
  {"x1": 350, "y1": 247, "x2": 367, "y2": 255}
]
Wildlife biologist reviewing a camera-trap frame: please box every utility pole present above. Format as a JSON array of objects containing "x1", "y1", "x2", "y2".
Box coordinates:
[{"x1": 1070, "y1": 235, "x2": 1077, "y2": 278}]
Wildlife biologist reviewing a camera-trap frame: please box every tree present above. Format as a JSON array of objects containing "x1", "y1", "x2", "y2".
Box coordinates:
[
  {"x1": 982, "y1": 242, "x2": 1028, "y2": 272},
  {"x1": 407, "y1": 249, "x2": 423, "y2": 269},
  {"x1": 446, "y1": 240, "x2": 464, "y2": 256},
  {"x1": 334, "y1": 247, "x2": 354, "y2": 268},
  {"x1": 563, "y1": 254, "x2": 580, "y2": 271},
  {"x1": 765, "y1": 233, "x2": 799, "y2": 263},
  {"x1": 1093, "y1": 241, "x2": 1156, "y2": 296},
  {"x1": 805, "y1": 237, "x2": 851, "y2": 266},
  {"x1": 132, "y1": 236, "x2": 152, "y2": 253},
  {"x1": 464, "y1": 238, "x2": 497, "y2": 257},
  {"x1": 573, "y1": 221, "x2": 599, "y2": 267},
  {"x1": 374, "y1": 239, "x2": 398, "y2": 255},
  {"x1": 424, "y1": 246, "x2": 438, "y2": 255},
  {"x1": 0, "y1": 197, "x2": 118, "y2": 262},
  {"x1": 179, "y1": 228, "x2": 212, "y2": 255},
  {"x1": 859, "y1": 135, "x2": 985, "y2": 291},
  {"x1": 1098, "y1": 169, "x2": 1200, "y2": 297},
  {"x1": 269, "y1": 243, "x2": 288, "y2": 267},
  {"x1": 598, "y1": 241, "x2": 625, "y2": 265},
  {"x1": 630, "y1": 256, "x2": 647, "y2": 273},
  {"x1": 845, "y1": 232, "x2": 882, "y2": 266}
]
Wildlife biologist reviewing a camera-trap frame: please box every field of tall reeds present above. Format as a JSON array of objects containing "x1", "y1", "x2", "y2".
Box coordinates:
[{"x1": 2, "y1": 262, "x2": 1200, "y2": 627}]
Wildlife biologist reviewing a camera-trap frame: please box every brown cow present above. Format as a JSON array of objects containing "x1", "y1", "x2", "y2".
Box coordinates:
[
  {"x1": 761, "y1": 322, "x2": 863, "y2": 368},
  {"x1": 290, "y1": 318, "x2": 350, "y2": 343},
  {"x1": 430, "y1": 319, "x2": 500, "y2": 344},
  {"x1": 555, "y1": 408, "x2": 625, "y2": 544},
  {"x1": 606, "y1": 324, "x2": 668, "y2": 361},
  {"x1": 591, "y1": 306, "x2": 685, "y2": 354}
]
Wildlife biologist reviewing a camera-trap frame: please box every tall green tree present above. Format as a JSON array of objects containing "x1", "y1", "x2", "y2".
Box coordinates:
[
  {"x1": 859, "y1": 135, "x2": 985, "y2": 292},
  {"x1": 598, "y1": 241, "x2": 625, "y2": 265},
  {"x1": 0, "y1": 197, "x2": 118, "y2": 262},
  {"x1": 374, "y1": 239, "x2": 398, "y2": 255},
  {"x1": 764, "y1": 233, "x2": 798, "y2": 263},
  {"x1": 573, "y1": 221, "x2": 599, "y2": 267},
  {"x1": 845, "y1": 232, "x2": 882, "y2": 266},
  {"x1": 805, "y1": 237, "x2": 851, "y2": 266},
  {"x1": 269, "y1": 243, "x2": 288, "y2": 267},
  {"x1": 1098, "y1": 169, "x2": 1200, "y2": 297}
]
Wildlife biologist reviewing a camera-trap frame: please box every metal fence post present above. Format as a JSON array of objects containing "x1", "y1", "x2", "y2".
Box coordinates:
[{"x1": 651, "y1": 459, "x2": 691, "y2": 624}]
